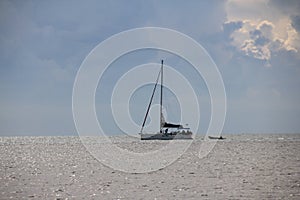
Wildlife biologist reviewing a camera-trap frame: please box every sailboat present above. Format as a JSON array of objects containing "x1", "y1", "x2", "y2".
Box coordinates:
[{"x1": 140, "y1": 60, "x2": 193, "y2": 140}]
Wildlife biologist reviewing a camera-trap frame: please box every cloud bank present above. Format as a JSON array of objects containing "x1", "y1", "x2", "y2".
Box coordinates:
[{"x1": 225, "y1": 0, "x2": 300, "y2": 62}]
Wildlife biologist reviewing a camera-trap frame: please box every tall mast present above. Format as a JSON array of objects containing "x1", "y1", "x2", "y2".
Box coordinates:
[{"x1": 160, "y1": 60, "x2": 163, "y2": 132}]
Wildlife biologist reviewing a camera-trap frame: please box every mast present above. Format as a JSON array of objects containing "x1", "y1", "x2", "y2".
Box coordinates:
[{"x1": 160, "y1": 60, "x2": 163, "y2": 132}]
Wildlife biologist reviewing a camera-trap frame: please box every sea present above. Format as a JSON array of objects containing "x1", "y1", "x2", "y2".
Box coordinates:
[{"x1": 0, "y1": 133, "x2": 299, "y2": 199}]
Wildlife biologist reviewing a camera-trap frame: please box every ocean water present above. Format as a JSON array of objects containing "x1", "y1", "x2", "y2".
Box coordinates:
[{"x1": 0, "y1": 134, "x2": 299, "y2": 199}]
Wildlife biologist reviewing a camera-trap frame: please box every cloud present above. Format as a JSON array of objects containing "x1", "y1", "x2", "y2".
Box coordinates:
[
  {"x1": 270, "y1": 0, "x2": 300, "y2": 16},
  {"x1": 223, "y1": 21, "x2": 243, "y2": 38},
  {"x1": 225, "y1": 0, "x2": 300, "y2": 62},
  {"x1": 291, "y1": 15, "x2": 300, "y2": 33},
  {"x1": 233, "y1": 20, "x2": 274, "y2": 60}
]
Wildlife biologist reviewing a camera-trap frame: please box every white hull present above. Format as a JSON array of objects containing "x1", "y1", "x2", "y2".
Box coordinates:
[{"x1": 141, "y1": 132, "x2": 193, "y2": 140}]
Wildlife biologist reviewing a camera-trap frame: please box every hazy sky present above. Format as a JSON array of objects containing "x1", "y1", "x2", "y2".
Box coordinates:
[{"x1": 1, "y1": 0, "x2": 300, "y2": 136}]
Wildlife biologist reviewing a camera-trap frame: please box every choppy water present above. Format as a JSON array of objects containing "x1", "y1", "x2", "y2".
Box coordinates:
[{"x1": 0, "y1": 134, "x2": 299, "y2": 199}]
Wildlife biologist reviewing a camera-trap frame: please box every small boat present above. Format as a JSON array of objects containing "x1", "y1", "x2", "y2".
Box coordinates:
[
  {"x1": 208, "y1": 136, "x2": 225, "y2": 140},
  {"x1": 140, "y1": 60, "x2": 193, "y2": 140}
]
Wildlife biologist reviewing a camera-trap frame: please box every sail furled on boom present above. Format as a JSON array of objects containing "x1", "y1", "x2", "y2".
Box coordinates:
[{"x1": 163, "y1": 123, "x2": 183, "y2": 128}]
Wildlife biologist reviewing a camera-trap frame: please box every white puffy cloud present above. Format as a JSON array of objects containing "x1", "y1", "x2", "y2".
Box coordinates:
[{"x1": 225, "y1": 0, "x2": 300, "y2": 62}]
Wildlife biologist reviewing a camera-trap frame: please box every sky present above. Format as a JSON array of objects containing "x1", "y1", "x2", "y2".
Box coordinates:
[{"x1": 0, "y1": 0, "x2": 300, "y2": 136}]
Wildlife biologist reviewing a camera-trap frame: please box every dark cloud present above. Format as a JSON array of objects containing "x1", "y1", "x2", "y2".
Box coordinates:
[
  {"x1": 291, "y1": 15, "x2": 300, "y2": 33},
  {"x1": 223, "y1": 21, "x2": 243, "y2": 37},
  {"x1": 268, "y1": 1, "x2": 300, "y2": 35},
  {"x1": 254, "y1": 36, "x2": 269, "y2": 46},
  {"x1": 270, "y1": 0, "x2": 300, "y2": 16},
  {"x1": 249, "y1": 29, "x2": 270, "y2": 46}
]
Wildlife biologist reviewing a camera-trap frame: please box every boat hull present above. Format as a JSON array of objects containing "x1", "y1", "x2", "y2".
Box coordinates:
[
  {"x1": 208, "y1": 136, "x2": 225, "y2": 140},
  {"x1": 141, "y1": 133, "x2": 193, "y2": 140}
]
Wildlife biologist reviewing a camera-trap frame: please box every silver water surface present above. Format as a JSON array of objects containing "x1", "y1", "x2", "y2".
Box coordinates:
[{"x1": 1, "y1": 134, "x2": 299, "y2": 199}]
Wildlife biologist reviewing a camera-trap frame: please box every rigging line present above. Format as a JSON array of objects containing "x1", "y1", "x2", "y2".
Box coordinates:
[{"x1": 140, "y1": 68, "x2": 161, "y2": 134}]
